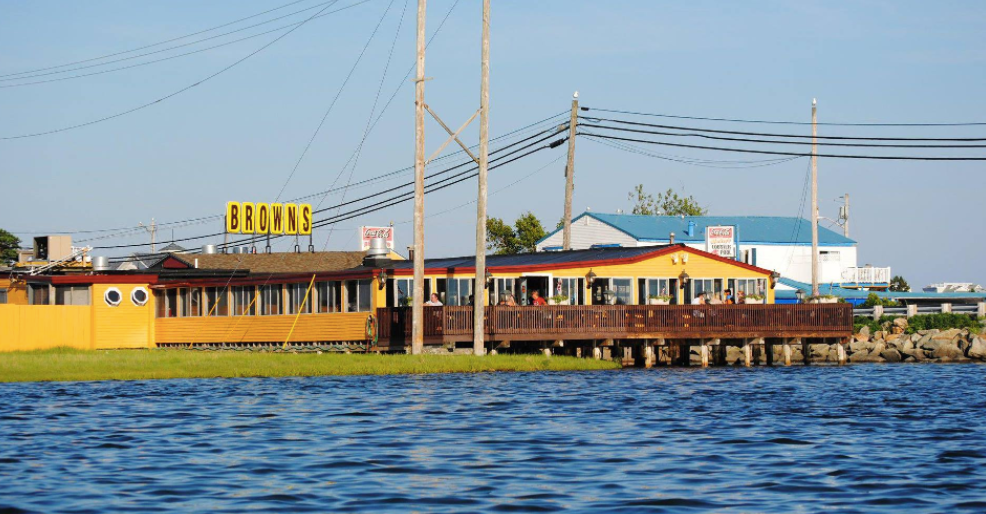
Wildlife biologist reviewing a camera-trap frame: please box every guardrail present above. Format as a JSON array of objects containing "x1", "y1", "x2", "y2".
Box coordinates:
[
  {"x1": 853, "y1": 302, "x2": 986, "y2": 318},
  {"x1": 378, "y1": 304, "x2": 853, "y2": 344}
]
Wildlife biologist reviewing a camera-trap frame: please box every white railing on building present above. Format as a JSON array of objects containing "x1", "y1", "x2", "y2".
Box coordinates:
[{"x1": 841, "y1": 266, "x2": 891, "y2": 285}]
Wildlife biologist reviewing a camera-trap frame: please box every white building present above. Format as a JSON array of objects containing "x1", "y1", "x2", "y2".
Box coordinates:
[{"x1": 537, "y1": 212, "x2": 889, "y2": 289}]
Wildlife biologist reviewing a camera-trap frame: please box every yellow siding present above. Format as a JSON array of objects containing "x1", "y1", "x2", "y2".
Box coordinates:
[
  {"x1": 0, "y1": 278, "x2": 29, "y2": 305},
  {"x1": 0, "y1": 305, "x2": 91, "y2": 352},
  {"x1": 91, "y1": 283, "x2": 155, "y2": 349},
  {"x1": 155, "y1": 312, "x2": 368, "y2": 344},
  {"x1": 414, "y1": 247, "x2": 774, "y2": 305}
]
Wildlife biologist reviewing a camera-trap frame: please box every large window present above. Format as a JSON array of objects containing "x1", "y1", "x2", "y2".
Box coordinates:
[
  {"x1": 729, "y1": 278, "x2": 766, "y2": 299},
  {"x1": 232, "y1": 286, "x2": 256, "y2": 316},
  {"x1": 316, "y1": 281, "x2": 342, "y2": 313},
  {"x1": 161, "y1": 289, "x2": 178, "y2": 317},
  {"x1": 54, "y1": 285, "x2": 90, "y2": 306},
  {"x1": 445, "y1": 278, "x2": 473, "y2": 306},
  {"x1": 260, "y1": 285, "x2": 281, "y2": 315},
  {"x1": 205, "y1": 287, "x2": 229, "y2": 316},
  {"x1": 491, "y1": 278, "x2": 515, "y2": 305},
  {"x1": 552, "y1": 278, "x2": 584, "y2": 305},
  {"x1": 346, "y1": 279, "x2": 372, "y2": 312},
  {"x1": 611, "y1": 278, "x2": 632, "y2": 305},
  {"x1": 179, "y1": 288, "x2": 202, "y2": 317},
  {"x1": 28, "y1": 285, "x2": 49, "y2": 305},
  {"x1": 638, "y1": 278, "x2": 673, "y2": 304},
  {"x1": 394, "y1": 278, "x2": 413, "y2": 307},
  {"x1": 691, "y1": 279, "x2": 723, "y2": 301},
  {"x1": 286, "y1": 283, "x2": 313, "y2": 315}
]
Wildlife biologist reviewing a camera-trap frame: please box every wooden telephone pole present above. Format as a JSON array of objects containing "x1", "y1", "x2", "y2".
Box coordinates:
[
  {"x1": 562, "y1": 92, "x2": 579, "y2": 250},
  {"x1": 473, "y1": 0, "x2": 491, "y2": 356},
  {"x1": 842, "y1": 193, "x2": 850, "y2": 238},
  {"x1": 810, "y1": 99, "x2": 819, "y2": 297},
  {"x1": 411, "y1": 0, "x2": 427, "y2": 355}
]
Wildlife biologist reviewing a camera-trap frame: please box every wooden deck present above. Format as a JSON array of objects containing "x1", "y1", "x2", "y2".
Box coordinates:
[{"x1": 376, "y1": 304, "x2": 853, "y2": 346}]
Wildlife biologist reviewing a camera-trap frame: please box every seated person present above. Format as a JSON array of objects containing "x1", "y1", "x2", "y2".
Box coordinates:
[
  {"x1": 530, "y1": 290, "x2": 547, "y2": 306},
  {"x1": 424, "y1": 293, "x2": 442, "y2": 306}
]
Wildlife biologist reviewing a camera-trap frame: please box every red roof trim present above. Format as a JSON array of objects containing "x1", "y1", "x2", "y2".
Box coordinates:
[{"x1": 25, "y1": 275, "x2": 160, "y2": 285}]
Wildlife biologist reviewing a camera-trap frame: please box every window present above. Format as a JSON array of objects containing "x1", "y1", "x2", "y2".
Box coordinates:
[
  {"x1": 179, "y1": 288, "x2": 202, "y2": 317},
  {"x1": 491, "y1": 278, "x2": 515, "y2": 305},
  {"x1": 205, "y1": 287, "x2": 229, "y2": 316},
  {"x1": 820, "y1": 250, "x2": 841, "y2": 262},
  {"x1": 104, "y1": 287, "x2": 122, "y2": 307},
  {"x1": 552, "y1": 278, "x2": 584, "y2": 305},
  {"x1": 55, "y1": 285, "x2": 90, "y2": 306},
  {"x1": 260, "y1": 285, "x2": 281, "y2": 316},
  {"x1": 729, "y1": 278, "x2": 765, "y2": 297},
  {"x1": 316, "y1": 281, "x2": 342, "y2": 313},
  {"x1": 131, "y1": 287, "x2": 149, "y2": 307},
  {"x1": 345, "y1": 279, "x2": 372, "y2": 312},
  {"x1": 157, "y1": 289, "x2": 178, "y2": 317},
  {"x1": 286, "y1": 283, "x2": 313, "y2": 315},
  {"x1": 611, "y1": 278, "x2": 632, "y2": 305},
  {"x1": 691, "y1": 279, "x2": 723, "y2": 300},
  {"x1": 28, "y1": 285, "x2": 49, "y2": 305},
  {"x1": 638, "y1": 278, "x2": 673, "y2": 303},
  {"x1": 0, "y1": 288, "x2": 7, "y2": 304},
  {"x1": 445, "y1": 278, "x2": 473, "y2": 306},
  {"x1": 232, "y1": 286, "x2": 257, "y2": 316}
]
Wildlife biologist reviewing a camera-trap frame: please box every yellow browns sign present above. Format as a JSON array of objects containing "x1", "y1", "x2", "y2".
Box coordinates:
[{"x1": 225, "y1": 202, "x2": 312, "y2": 235}]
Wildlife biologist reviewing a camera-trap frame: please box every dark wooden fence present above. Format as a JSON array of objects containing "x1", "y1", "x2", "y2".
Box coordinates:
[{"x1": 377, "y1": 304, "x2": 852, "y2": 344}]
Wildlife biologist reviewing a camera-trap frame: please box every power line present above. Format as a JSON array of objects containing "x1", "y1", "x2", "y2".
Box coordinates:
[
  {"x1": 584, "y1": 136, "x2": 804, "y2": 169},
  {"x1": 582, "y1": 106, "x2": 986, "y2": 127},
  {"x1": 580, "y1": 123, "x2": 986, "y2": 149},
  {"x1": 582, "y1": 116, "x2": 986, "y2": 142},
  {"x1": 0, "y1": 0, "x2": 372, "y2": 89},
  {"x1": 580, "y1": 132, "x2": 986, "y2": 161},
  {"x1": 0, "y1": 0, "x2": 316, "y2": 79},
  {"x1": 0, "y1": 1, "x2": 354, "y2": 140}
]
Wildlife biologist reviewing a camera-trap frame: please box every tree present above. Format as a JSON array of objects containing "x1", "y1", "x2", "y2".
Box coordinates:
[
  {"x1": 0, "y1": 229, "x2": 21, "y2": 264},
  {"x1": 628, "y1": 184, "x2": 707, "y2": 216},
  {"x1": 486, "y1": 212, "x2": 547, "y2": 255},
  {"x1": 889, "y1": 275, "x2": 911, "y2": 292}
]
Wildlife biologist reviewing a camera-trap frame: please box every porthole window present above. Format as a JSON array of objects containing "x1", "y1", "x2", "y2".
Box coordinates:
[
  {"x1": 104, "y1": 287, "x2": 122, "y2": 307},
  {"x1": 131, "y1": 287, "x2": 149, "y2": 307}
]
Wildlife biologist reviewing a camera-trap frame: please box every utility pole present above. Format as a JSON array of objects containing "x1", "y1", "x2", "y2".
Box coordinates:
[
  {"x1": 810, "y1": 99, "x2": 819, "y2": 297},
  {"x1": 473, "y1": 0, "x2": 491, "y2": 356},
  {"x1": 411, "y1": 0, "x2": 427, "y2": 355},
  {"x1": 140, "y1": 218, "x2": 157, "y2": 252},
  {"x1": 842, "y1": 193, "x2": 850, "y2": 238},
  {"x1": 562, "y1": 92, "x2": 579, "y2": 251}
]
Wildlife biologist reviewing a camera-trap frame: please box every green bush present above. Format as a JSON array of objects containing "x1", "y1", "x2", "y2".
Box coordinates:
[
  {"x1": 862, "y1": 292, "x2": 899, "y2": 308},
  {"x1": 906, "y1": 313, "x2": 982, "y2": 334}
]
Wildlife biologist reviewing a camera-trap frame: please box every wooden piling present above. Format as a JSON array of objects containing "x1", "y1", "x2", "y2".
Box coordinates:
[
  {"x1": 783, "y1": 339, "x2": 793, "y2": 366},
  {"x1": 742, "y1": 339, "x2": 752, "y2": 367},
  {"x1": 700, "y1": 340, "x2": 710, "y2": 367}
]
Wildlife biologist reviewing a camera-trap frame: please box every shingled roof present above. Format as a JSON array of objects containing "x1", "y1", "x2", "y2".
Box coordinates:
[{"x1": 192, "y1": 251, "x2": 367, "y2": 274}]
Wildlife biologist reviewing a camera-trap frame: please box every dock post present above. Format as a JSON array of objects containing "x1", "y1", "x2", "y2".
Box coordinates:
[
  {"x1": 802, "y1": 338, "x2": 810, "y2": 365},
  {"x1": 592, "y1": 341, "x2": 601, "y2": 360},
  {"x1": 700, "y1": 340, "x2": 710, "y2": 367},
  {"x1": 644, "y1": 343, "x2": 654, "y2": 368},
  {"x1": 742, "y1": 339, "x2": 752, "y2": 367},
  {"x1": 542, "y1": 347, "x2": 552, "y2": 358},
  {"x1": 837, "y1": 338, "x2": 847, "y2": 365},
  {"x1": 783, "y1": 339, "x2": 793, "y2": 366}
]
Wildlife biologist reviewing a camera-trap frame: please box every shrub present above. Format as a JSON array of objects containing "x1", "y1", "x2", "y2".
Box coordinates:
[
  {"x1": 862, "y1": 292, "x2": 899, "y2": 308},
  {"x1": 905, "y1": 313, "x2": 982, "y2": 334}
]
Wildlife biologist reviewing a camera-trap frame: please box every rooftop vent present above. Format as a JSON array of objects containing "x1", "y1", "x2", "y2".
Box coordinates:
[{"x1": 363, "y1": 237, "x2": 392, "y2": 268}]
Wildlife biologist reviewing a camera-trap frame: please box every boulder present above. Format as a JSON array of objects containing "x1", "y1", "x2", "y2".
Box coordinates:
[
  {"x1": 874, "y1": 330, "x2": 887, "y2": 341},
  {"x1": 918, "y1": 333, "x2": 940, "y2": 351},
  {"x1": 933, "y1": 342, "x2": 965, "y2": 361},
  {"x1": 892, "y1": 317, "x2": 908, "y2": 334},
  {"x1": 968, "y1": 337, "x2": 986, "y2": 360},
  {"x1": 857, "y1": 326, "x2": 871, "y2": 342},
  {"x1": 850, "y1": 350, "x2": 873, "y2": 363},
  {"x1": 850, "y1": 340, "x2": 875, "y2": 353},
  {"x1": 902, "y1": 347, "x2": 927, "y2": 362},
  {"x1": 880, "y1": 349, "x2": 902, "y2": 363}
]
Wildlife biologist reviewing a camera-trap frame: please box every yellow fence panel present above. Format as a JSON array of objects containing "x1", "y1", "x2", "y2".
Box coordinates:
[{"x1": 0, "y1": 305, "x2": 92, "y2": 352}]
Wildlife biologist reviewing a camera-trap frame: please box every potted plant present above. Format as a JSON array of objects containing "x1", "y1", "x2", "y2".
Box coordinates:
[
  {"x1": 648, "y1": 294, "x2": 672, "y2": 305},
  {"x1": 549, "y1": 294, "x2": 570, "y2": 305},
  {"x1": 810, "y1": 294, "x2": 838, "y2": 304},
  {"x1": 744, "y1": 293, "x2": 765, "y2": 304}
]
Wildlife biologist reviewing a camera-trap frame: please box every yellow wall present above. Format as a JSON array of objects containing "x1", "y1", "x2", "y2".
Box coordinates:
[
  {"x1": 401, "y1": 247, "x2": 774, "y2": 306},
  {"x1": 0, "y1": 305, "x2": 92, "y2": 352},
  {"x1": 156, "y1": 312, "x2": 368, "y2": 344},
  {"x1": 91, "y1": 283, "x2": 155, "y2": 349},
  {"x1": 0, "y1": 278, "x2": 29, "y2": 305}
]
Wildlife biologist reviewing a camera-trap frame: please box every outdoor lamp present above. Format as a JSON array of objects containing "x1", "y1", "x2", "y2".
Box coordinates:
[
  {"x1": 485, "y1": 268, "x2": 494, "y2": 288},
  {"x1": 378, "y1": 269, "x2": 388, "y2": 289},
  {"x1": 678, "y1": 270, "x2": 690, "y2": 288},
  {"x1": 770, "y1": 271, "x2": 781, "y2": 289},
  {"x1": 796, "y1": 289, "x2": 805, "y2": 303},
  {"x1": 586, "y1": 269, "x2": 597, "y2": 287}
]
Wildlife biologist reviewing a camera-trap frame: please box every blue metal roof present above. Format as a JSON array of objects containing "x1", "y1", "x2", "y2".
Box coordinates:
[
  {"x1": 388, "y1": 245, "x2": 674, "y2": 270},
  {"x1": 777, "y1": 277, "x2": 986, "y2": 302},
  {"x1": 544, "y1": 212, "x2": 856, "y2": 246}
]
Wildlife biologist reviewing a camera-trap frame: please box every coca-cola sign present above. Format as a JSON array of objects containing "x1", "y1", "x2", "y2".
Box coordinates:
[
  {"x1": 705, "y1": 226, "x2": 735, "y2": 258},
  {"x1": 360, "y1": 226, "x2": 394, "y2": 251}
]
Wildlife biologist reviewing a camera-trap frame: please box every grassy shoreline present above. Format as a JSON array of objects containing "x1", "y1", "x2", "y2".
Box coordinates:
[{"x1": 0, "y1": 348, "x2": 619, "y2": 383}]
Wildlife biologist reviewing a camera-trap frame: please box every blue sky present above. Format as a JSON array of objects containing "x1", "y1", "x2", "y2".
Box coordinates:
[{"x1": 2, "y1": 1, "x2": 984, "y2": 287}]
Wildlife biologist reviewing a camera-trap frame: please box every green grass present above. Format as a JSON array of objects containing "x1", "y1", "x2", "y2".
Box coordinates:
[{"x1": 0, "y1": 348, "x2": 619, "y2": 383}]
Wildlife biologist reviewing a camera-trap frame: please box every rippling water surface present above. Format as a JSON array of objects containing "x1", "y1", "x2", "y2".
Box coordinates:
[{"x1": 3, "y1": 365, "x2": 986, "y2": 513}]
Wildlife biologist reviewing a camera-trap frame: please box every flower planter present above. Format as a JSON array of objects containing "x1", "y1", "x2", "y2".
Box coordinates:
[
  {"x1": 744, "y1": 298, "x2": 764, "y2": 304},
  {"x1": 811, "y1": 297, "x2": 838, "y2": 304},
  {"x1": 648, "y1": 298, "x2": 670, "y2": 305}
]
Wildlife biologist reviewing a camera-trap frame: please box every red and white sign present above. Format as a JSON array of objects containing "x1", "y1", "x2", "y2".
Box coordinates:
[
  {"x1": 360, "y1": 226, "x2": 395, "y2": 251},
  {"x1": 705, "y1": 226, "x2": 736, "y2": 258}
]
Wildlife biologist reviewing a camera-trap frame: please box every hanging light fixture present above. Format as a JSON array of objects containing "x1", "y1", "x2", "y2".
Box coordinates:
[
  {"x1": 378, "y1": 269, "x2": 388, "y2": 289},
  {"x1": 586, "y1": 269, "x2": 597, "y2": 287},
  {"x1": 485, "y1": 268, "x2": 494, "y2": 288},
  {"x1": 770, "y1": 271, "x2": 781, "y2": 289}
]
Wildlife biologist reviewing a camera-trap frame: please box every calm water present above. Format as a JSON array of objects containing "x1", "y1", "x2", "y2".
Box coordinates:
[{"x1": 2, "y1": 365, "x2": 986, "y2": 513}]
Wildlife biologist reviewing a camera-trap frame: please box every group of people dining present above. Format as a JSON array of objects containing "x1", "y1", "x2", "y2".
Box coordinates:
[{"x1": 690, "y1": 288, "x2": 750, "y2": 305}]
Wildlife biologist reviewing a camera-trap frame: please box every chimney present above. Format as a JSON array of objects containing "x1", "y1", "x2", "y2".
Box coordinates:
[
  {"x1": 669, "y1": 232, "x2": 675, "y2": 245},
  {"x1": 407, "y1": 245, "x2": 414, "y2": 261},
  {"x1": 687, "y1": 220, "x2": 696, "y2": 237}
]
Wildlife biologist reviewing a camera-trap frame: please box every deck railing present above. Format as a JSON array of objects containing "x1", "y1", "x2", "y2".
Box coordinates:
[
  {"x1": 377, "y1": 304, "x2": 853, "y2": 343},
  {"x1": 841, "y1": 266, "x2": 891, "y2": 285}
]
